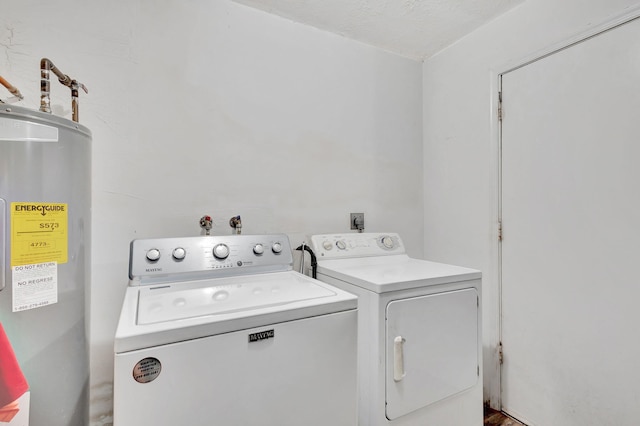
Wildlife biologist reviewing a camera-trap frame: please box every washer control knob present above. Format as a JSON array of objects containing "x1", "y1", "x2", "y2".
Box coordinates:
[
  {"x1": 336, "y1": 240, "x2": 347, "y2": 250},
  {"x1": 381, "y1": 236, "x2": 394, "y2": 249},
  {"x1": 322, "y1": 241, "x2": 333, "y2": 251},
  {"x1": 253, "y1": 244, "x2": 264, "y2": 255},
  {"x1": 272, "y1": 242, "x2": 283, "y2": 254},
  {"x1": 146, "y1": 249, "x2": 161, "y2": 261},
  {"x1": 172, "y1": 247, "x2": 186, "y2": 260},
  {"x1": 213, "y1": 244, "x2": 230, "y2": 259}
]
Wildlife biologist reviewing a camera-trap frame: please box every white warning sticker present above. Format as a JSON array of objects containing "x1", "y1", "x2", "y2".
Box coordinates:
[{"x1": 12, "y1": 262, "x2": 58, "y2": 312}]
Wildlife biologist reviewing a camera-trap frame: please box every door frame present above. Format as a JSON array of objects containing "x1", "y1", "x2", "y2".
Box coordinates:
[{"x1": 489, "y1": 6, "x2": 640, "y2": 410}]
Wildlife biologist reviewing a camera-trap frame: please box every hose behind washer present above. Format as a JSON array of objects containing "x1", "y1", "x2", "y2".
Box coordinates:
[{"x1": 295, "y1": 244, "x2": 317, "y2": 279}]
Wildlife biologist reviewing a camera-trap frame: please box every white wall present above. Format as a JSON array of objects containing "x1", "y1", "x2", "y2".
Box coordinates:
[
  {"x1": 422, "y1": 0, "x2": 640, "y2": 407},
  {"x1": 2, "y1": 1, "x2": 423, "y2": 424}
]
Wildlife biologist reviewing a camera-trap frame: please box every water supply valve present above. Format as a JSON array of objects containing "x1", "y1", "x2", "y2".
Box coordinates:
[
  {"x1": 229, "y1": 215, "x2": 242, "y2": 235},
  {"x1": 199, "y1": 215, "x2": 213, "y2": 235}
]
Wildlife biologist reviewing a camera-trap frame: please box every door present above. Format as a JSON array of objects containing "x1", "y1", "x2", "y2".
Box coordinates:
[
  {"x1": 500, "y1": 17, "x2": 640, "y2": 425},
  {"x1": 385, "y1": 288, "x2": 478, "y2": 420}
]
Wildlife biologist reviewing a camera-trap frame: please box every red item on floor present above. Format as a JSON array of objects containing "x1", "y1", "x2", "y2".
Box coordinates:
[{"x1": 0, "y1": 323, "x2": 28, "y2": 409}]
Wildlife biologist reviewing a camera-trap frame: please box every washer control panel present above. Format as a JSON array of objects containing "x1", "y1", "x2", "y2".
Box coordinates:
[
  {"x1": 309, "y1": 233, "x2": 405, "y2": 259},
  {"x1": 129, "y1": 234, "x2": 293, "y2": 283}
]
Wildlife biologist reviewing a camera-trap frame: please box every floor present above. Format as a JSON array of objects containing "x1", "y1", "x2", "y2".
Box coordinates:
[{"x1": 484, "y1": 406, "x2": 527, "y2": 426}]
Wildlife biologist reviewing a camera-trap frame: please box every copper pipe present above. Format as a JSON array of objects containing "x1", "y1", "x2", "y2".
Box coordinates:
[
  {"x1": 0, "y1": 75, "x2": 23, "y2": 100},
  {"x1": 40, "y1": 58, "x2": 88, "y2": 122}
]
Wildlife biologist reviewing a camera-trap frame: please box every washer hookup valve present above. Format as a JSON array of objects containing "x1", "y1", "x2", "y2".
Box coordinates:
[
  {"x1": 229, "y1": 215, "x2": 242, "y2": 234},
  {"x1": 199, "y1": 215, "x2": 213, "y2": 235}
]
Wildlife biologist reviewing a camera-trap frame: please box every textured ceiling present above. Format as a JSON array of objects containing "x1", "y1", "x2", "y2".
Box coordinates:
[{"x1": 232, "y1": 0, "x2": 525, "y2": 60}]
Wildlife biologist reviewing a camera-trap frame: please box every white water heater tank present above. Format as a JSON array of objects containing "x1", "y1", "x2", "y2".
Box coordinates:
[{"x1": 0, "y1": 104, "x2": 91, "y2": 426}]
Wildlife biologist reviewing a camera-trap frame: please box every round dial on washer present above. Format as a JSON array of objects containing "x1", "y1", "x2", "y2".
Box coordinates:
[
  {"x1": 253, "y1": 244, "x2": 264, "y2": 255},
  {"x1": 272, "y1": 242, "x2": 283, "y2": 254},
  {"x1": 172, "y1": 247, "x2": 186, "y2": 260},
  {"x1": 322, "y1": 241, "x2": 333, "y2": 251},
  {"x1": 381, "y1": 236, "x2": 394, "y2": 249},
  {"x1": 336, "y1": 240, "x2": 347, "y2": 250},
  {"x1": 146, "y1": 249, "x2": 161, "y2": 261},
  {"x1": 213, "y1": 243, "x2": 230, "y2": 259}
]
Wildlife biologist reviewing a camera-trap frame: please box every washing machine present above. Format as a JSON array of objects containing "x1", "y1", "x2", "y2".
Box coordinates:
[
  {"x1": 309, "y1": 232, "x2": 482, "y2": 426},
  {"x1": 113, "y1": 234, "x2": 357, "y2": 426}
]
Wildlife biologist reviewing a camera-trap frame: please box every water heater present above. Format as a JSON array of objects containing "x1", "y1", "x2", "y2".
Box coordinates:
[{"x1": 0, "y1": 104, "x2": 90, "y2": 425}]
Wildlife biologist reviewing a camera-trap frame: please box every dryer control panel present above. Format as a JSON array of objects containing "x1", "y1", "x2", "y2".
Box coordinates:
[
  {"x1": 129, "y1": 234, "x2": 293, "y2": 284},
  {"x1": 309, "y1": 233, "x2": 405, "y2": 259}
]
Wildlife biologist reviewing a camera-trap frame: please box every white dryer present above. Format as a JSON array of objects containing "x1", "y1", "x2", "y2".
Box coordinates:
[
  {"x1": 114, "y1": 234, "x2": 357, "y2": 426},
  {"x1": 309, "y1": 232, "x2": 482, "y2": 426}
]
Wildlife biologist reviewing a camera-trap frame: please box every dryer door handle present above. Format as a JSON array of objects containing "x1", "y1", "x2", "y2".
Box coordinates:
[{"x1": 393, "y1": 336, "x2": 406, "y2": 382}]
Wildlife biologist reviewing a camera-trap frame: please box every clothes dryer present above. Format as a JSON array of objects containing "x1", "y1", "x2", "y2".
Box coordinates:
[
  {"x1": 310, "y1": 232, "x2": 482, "y2": 426},
  {"x1": 114, "y1": 234, "x2": 357, "y2": 426}
]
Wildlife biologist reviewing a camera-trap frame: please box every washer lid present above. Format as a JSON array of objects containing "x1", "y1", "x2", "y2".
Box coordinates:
[
  {"x1": 137, "y1": 271, "x2": 338, "y2": 325},
  {"x1": 115, "y1": 271, "x2": 356, "y2": 352},
  {"x1": 317, "y1": 254, "x2": 481, "y2": 293}
]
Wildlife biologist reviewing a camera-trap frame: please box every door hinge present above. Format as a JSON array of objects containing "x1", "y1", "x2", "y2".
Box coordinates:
[
  {"x1": 498, "y1": 91, "x2": 503, "y2": 121},
  {"x1": 498, "y1": 220, "x2": 503, "y2": 241},
  {"x1": 498, "y1": 341, "x2": 504, "y2": 365}
]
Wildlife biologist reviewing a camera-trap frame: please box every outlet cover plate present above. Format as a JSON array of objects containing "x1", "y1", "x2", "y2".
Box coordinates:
[{"x1": 350, "y1": 213, "x2": 364, "y2": 230}]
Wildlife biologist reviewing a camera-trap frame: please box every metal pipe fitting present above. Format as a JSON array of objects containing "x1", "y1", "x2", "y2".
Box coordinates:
[
  {"x1": 0, "y1": 75, "x2": 23, "y2": 102},
  {"x1": 39, "y1": 58, "x2": 88, "y2": 122},
  {"x1": 229, "y1": 215, "x2": 242, "y2": 235},
  {"x1": 199, "y1": 215, "x2": 213, "y2": 235}
]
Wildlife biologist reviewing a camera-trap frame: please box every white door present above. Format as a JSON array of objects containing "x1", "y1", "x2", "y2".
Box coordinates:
[
  {"x1": 385, "y1": 288, "x2": 478, "y2": 420},
  {"x1": 500, "y1": 17, "x2": 640, "y2": 425}
]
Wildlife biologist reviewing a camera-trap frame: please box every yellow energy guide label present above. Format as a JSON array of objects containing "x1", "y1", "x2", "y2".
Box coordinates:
[{"x1": 10, "y1": 202, "x2": 68, "y2": 267}]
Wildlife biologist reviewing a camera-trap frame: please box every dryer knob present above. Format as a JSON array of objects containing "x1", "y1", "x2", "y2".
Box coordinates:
[
  {"x1": 172, "y1": 247, "x2": 186, "y2": 260},
  {"x1": 336, "y1": 240, "x2": 347, "y2": 250},
  {"x1": 253, "y1": 244, "x2": 264, "y2": 255},
  {"x1": 213, "y1": 244, "x2": 230, "y2": 259},
  {"x1": 381, "y1": 236, "x2": 394, "y2": 249},
  {"x1": 146, "y1": 249, "x2": 161, "y2": 261},
  {"x1": 272, "y1": 242, "x2": 283, "y2": 254},
  {"x1": 322, "y1": 241, "x2": 333, "y2": 251}
]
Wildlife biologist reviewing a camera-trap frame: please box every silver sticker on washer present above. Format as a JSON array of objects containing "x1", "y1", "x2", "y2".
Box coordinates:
[{"x1": 133, "y1": 357, "x2": 162, "y2": 383}]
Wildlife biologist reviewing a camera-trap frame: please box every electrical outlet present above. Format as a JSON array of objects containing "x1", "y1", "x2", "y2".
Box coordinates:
[{"x1": 350, "y1": 213, "x2": 365, "y2": 231}]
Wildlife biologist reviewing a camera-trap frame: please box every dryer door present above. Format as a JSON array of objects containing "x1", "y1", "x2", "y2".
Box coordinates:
[{"x1": 385, "y1": 288, "x2": 478, "y2": 420}]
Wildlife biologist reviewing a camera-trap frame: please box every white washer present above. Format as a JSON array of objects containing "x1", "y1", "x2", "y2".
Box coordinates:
[
  {"x1": 310, "y1": 232, "x2": 482, "y2": 426},
  {"x1": 114, "y1": 234, "x2": 357, "y2": 426}
]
